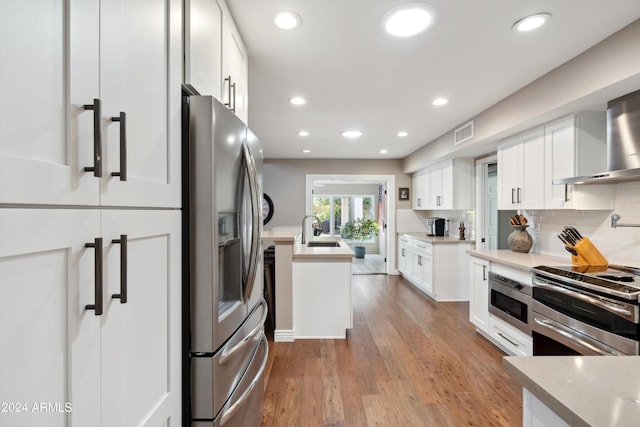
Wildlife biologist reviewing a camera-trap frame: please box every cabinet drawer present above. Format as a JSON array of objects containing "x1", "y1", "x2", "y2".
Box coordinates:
[
  {"x1": 489, "y1": 315, "x2": 532, "y2": 356},
  {"x1": 413, "y1": 241, "x2": 432, "y2": 255}
]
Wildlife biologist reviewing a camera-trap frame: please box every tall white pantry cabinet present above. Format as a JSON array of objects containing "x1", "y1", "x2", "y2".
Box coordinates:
[{"x1": 0, "y1": 1, "x2": 182, "y2": 426}]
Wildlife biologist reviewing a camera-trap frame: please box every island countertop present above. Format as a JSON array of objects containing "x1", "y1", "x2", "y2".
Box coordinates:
[
  {"x1": 262, "y1": 227, "x2": 354, "y2": 261},
  {"x1": 503, "y1": 355, "x2": 640, "y2": 427},
  {"x1": 467, "y1": 249, "x2": 568, "y2": 272}
]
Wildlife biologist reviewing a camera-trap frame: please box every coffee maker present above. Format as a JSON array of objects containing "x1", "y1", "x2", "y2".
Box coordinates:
[{"x1": 427, "y1": 217, "x2": 446, "y2": 236}]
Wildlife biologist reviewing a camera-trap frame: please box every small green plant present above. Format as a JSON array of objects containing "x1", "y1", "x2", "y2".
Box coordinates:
[{"x1": 341, "y1": 218, "x2": 379, "y2": 247}]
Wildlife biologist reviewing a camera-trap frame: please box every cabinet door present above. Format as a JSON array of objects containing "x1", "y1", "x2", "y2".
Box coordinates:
[
  {"x1": 497, "y1": 140, "x2": 520, "y2": 209},
  {"x1": 439, "y1": 162, "x2": 454, "y2": 209},
  {"x1": 398, "y1": 243, "x2": 409, "y2": 273},
  {"x1": 185, "y1": 0, "x2": 223, "y2": 99},
  {"x1": 469, "y1": 257, "x2": 490, "y2": 333},
  {"x1": 0, "y1": 209, "x2": 101, "y2": 427},
  {"x1": 99, "y1": 0, "x2": 182, "y2": 208},
  {"x1": 0, "y1": 1, "x2": 100, "y2": 206},
  {"x1": 544, "y1": 118, "x2": 575, "y2": 209},
  {"x1": 519, "y1": 128, "x2": 545, "y2": 209},
  {"x1": 222, "y1": 11, "x2": 249, "y2": 123},
  {"x1": 101, "y1": 210, "x2": 181, "y2": 427},
  {"x1": 420, "y1": 252, "x2": 433, "y2": 294},
  {"x1": 412, "y1": 169, "x2": 427, "y2": 209},
  {"x1": 429, "y1": 167, "x2": 443, "y2": 208}
]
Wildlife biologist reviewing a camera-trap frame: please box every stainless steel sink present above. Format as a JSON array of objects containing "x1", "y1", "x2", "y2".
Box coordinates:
[{"x1": 306, "y1": 240, "x2": 341, "y2": 248}]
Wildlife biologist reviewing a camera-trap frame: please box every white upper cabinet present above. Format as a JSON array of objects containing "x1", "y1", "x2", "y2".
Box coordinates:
[
  {"x1": 497, "y1": 127, "x2": 545, "y2": 210},
  {"x1": 222, "y1": 5, "x2": 249, "y2": 123},
  {"x1": 185, "y1": 0, "x2": 249, "y2": 124},
  {"x1": 0, "y1": 0, "x2": 100, "y2": 206},
  {"x1": 99, "y1": 0, "x2": 182, "y2": 208},
  {"x1": 544, "y1": 113, "x2": 613, "y2": 210},
  {"x1": 184, "y1": 0, "x2": 223, "y2": 100},
  {"x1": 0, "y1": 0, "x2": 182, "y2": 208},
  {"x1": 412, "y1": 168, "x2": 429, "y2": 210},
  {"x1": 428, "y1": 159, "x2": 473, "y2": 210}
]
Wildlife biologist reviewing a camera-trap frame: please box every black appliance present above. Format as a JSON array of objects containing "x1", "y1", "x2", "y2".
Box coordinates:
[
  {"x1": 488, "y1": 272, "x2": 532, "y2": 335},
  {"x1": 531, "y1": 265, "x2": 640, "y2": 356},
  {"x1": 427, "y1": 217, "x2": 446, "y2": 236}
]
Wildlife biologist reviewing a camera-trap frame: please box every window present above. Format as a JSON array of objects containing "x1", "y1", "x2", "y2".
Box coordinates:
[{"x1": 312, "y1": 194, "x2": 376, "y2": 238}]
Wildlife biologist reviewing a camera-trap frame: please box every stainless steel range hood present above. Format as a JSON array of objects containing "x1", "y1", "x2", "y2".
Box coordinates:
[{"x1": 554, "y1": 89, "x2": 640, "y2": 185}]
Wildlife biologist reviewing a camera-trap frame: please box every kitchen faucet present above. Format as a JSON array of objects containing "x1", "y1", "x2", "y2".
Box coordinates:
[{"x1": 301, "y1": 215, "x2": 321, "y2": 244}]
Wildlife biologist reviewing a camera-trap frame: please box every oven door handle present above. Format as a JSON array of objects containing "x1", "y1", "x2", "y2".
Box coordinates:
[
  {"x1": 533, "y1": 317, "x2": 619, "y2": 356},
  {"x1": 534, "y1": 281, "x2": 636, "y2": 322}
]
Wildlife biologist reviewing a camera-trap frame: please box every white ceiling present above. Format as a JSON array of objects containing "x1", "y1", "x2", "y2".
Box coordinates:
[{"x1": 226, "y1": 1, "x2": 640, "y2": 160}]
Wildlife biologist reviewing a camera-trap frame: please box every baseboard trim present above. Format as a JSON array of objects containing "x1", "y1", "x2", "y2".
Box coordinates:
[{"x1": 274, "y1": 329, "x2": 295, "y2": 342}]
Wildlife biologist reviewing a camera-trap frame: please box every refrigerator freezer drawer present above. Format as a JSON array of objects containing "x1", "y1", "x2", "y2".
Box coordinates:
[{"x1": 191, "y1": 300, "x2": 267, "y2": 420}]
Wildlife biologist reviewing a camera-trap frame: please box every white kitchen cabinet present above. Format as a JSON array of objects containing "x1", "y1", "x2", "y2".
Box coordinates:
[
  {"x1": 497, "y1": 127, "x2": 545, "y2": 210},
  {"x1": 489, "y1": 314, "x2": 533, "y2": 357},
  {"x1": 101, "y1": 210, "x2": 181, "y2": 427},
  {"x1": 398, "y1": 235, "x2": 470, "y2": 301},
  {"x1": 0, "y1": 209, "x2": 101, "y2": 427},
  {"x1": 544, "y1": 113, "x2": 613, "y2": 210},
  {"x1": 0, "y1": 0, "x2": 100, "y2": 206},
  {"x1": 184, "y1": 0, "x2": 223, "y2": 100},
  {"x1": 184, "y1": 0, "x2": 249, "y2": 124},
  {"x1": 0, "y1": 0, "x2": 182, "y2": 209},
  {"x1": 411, "y1": 168, "x2": 429, "y2": 210},
  {"x1": 0, "y1": 209, "x2": 181, "y2": 427},
  {"x1": 469, "y1": 256, "x2": 490, "y2": 334},
  {"x1": 428, "y1": 159, "x2": 473, "y2": 210}
]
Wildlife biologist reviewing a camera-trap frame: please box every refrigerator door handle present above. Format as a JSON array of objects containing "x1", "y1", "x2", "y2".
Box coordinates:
[
  {"x1": 241, "y1": 141, "x2": 260, "y2": 303},
  {"x1": 219, "y1": 332, "x2": 268, "y2": 426},
  {"x1": 218, "y1": 299, "x2": 267, "y2": 365}
]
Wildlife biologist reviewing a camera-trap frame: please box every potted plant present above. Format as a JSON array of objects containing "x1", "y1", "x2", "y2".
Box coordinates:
[{"x1": 341, "y1": 218, "x2": 379, "y2": 258}]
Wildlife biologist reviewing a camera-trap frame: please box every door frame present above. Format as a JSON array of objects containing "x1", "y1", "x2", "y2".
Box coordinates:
[
  {"x1": 475, "y1": 155, "x2": 497, "y2": 251},
  {"x1": 305, "y1": 174, "x2": 396, "y2": 275}
]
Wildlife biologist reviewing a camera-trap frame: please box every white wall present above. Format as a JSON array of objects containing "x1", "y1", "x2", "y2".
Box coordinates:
[
  {"x1": 523, "y1": 181, "x2": 640, "y2": 266},
  {"x1": 263, "y1": 159, "x2": 411, "y2": 229}
]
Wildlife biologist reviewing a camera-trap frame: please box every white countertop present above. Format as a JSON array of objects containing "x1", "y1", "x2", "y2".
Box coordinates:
[
  {"x1": 467, "y1": 249, "x2": 568, "y2": 272},
  {"x1": 399, "y1": 232, "x2": 476, "y2": 245},
  {"x1": 262, "y1": 227, "x2": 354, "y2": 261},
  {"x1": 503, "y1": 356, "x2": 640, "y2": 427}
]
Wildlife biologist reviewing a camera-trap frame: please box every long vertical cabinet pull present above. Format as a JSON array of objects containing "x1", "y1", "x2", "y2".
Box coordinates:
[
  {"x1": 224, "y1": 76, "x2": 233, "y2": 110},
  {"x1": 111, "y1": 235, "x2": 128, "y2": 303},
  {"x1": 110, "y1": 112, "x2": 127, "y2": 181},
  {"x1": 230, "y1": 82, "x2": 236, "y2": 113},
  {"x1": 83, "y1": 99, "x2": 103, "y2": 177},
  {"x1": 85, "y1": 238, "x2": 103, "y2": 315}
]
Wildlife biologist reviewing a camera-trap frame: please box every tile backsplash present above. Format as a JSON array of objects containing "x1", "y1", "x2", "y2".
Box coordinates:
[{"x1": 524, "y1": 181, "x2": 640, "y2": 266}]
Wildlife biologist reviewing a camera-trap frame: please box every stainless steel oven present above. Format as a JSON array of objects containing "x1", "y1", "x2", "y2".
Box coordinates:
[
  {"x1": 488, "y1": 272, "x2": 532, "y2": 335},
  {"x1": 531, "y1": 266, "x2": 640, "y2": 356}
]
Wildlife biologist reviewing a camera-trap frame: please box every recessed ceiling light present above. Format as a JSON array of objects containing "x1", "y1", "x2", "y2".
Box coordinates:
[
  {"x1": 341, "y1": 130, "x2": 362, "y2": 139},
  {"x1": 397, "y1": 131, "x2": 408, "y2": 137},
  {"x1": 512, "y1": 13, "x2": 551, "y2": 32},
  {"x1": 289, "y1": 97, "x2": 306, "y2": 105},
  {"x1": 298, "y1": 130, "x2": 309, "y2": 137},
  {"x1": 432, "y1": 97, "x2": 448, "y2": 106},
  {"x1": 382, "y1": 2, "x2": 435, "y2": 37},
  {"x1": 274, "y1": 11, "x2": 301, "y2": 30},
  {"x1": 378, "y1": 149, "x2": 388, "y2": 154},
  {"x1": 301, "y1": 149, "x2": 311, "y2": 153}
]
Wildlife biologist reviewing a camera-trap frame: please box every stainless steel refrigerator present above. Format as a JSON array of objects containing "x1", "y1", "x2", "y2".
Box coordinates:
[{"x1": 182, "y1": 85, "x2": 267, "y2": 426}]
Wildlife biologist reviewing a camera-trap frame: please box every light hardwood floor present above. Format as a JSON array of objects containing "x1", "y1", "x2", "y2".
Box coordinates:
[
  {"x1": 262, "y1": 274, "x2": 523, "y2": 426},
  {"x1": 352, "y1": 254, "x2": 386, "y2": 275}
]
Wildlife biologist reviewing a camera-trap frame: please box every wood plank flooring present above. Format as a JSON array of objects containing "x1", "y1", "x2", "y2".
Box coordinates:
[{"x1": 262, "y1": 274, "x2": 523, "y2": 426}]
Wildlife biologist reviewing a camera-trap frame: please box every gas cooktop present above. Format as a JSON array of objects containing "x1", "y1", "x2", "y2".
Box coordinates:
[{"x1": 532, "y1": 265, "x2": 640, "y2": 300}]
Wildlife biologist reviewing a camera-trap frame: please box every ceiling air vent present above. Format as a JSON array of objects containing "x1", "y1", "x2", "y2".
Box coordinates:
[{"x1": 454, "y1": 121, "x2": 474, "y2": 145}]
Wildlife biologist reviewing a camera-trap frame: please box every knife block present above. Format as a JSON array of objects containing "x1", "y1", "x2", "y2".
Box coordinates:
[{"x1": 571, "y1": 238, "x2": 608, "y2": 267}]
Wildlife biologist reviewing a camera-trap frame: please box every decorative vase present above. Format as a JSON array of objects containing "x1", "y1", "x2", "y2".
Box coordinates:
[
  {"x1": 353, "y1": 246, "x2": 366, "y2": 259},
  {"x1": 508, "y1": 225, "x2": 533, "y2": 253}
]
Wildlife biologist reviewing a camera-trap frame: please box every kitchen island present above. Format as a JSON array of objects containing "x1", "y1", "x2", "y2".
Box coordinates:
[
  {"x1": 504, "y1": 355, "x2": 640, "y2": 427},
  {"x1": 262, "y1": 227, "x2": 354, "y2": 342}
]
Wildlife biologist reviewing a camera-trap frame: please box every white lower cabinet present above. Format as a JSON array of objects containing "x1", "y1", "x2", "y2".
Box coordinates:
[
  {"x1": 469, "y1": 256, "x2": 490, "y2": 334},
  {"x1": 398, "y1": 235, "x2": 470, "y2": 301},
  {"x1": 489, "y1": 314, "x2": 533, "y2": 357},
  {"x1": 0, "y1": 208, "x2": 181, "y2": 426}
]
